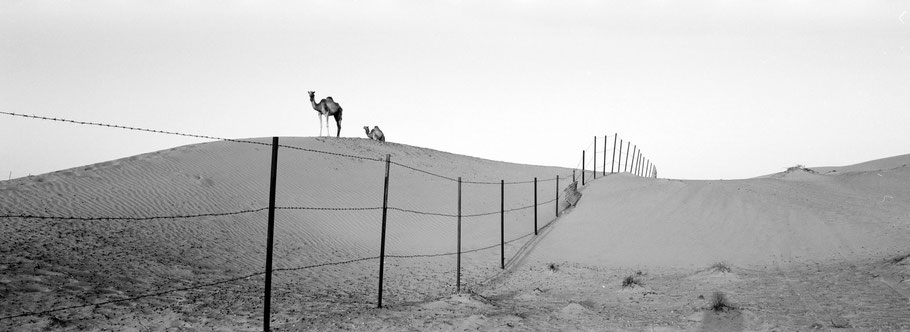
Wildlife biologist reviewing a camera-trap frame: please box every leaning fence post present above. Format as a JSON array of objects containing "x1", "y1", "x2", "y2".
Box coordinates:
[
  {"x1": 264, "y1": 137, "x2": 279, "y2": 332},
  {"x1": 456, "y1": 177, "x2": 462, "y2": 293},
  {"x1": 533, "y1": 177, "x2": 538, "y2": 236},
  {"x1": 500, "y1": 179, "x2": 505, "y2": 269},
  {"x1": 622, "y1": 142, "x2": 632, "y2": 172},
  {"x1": 624, "y1": 141, "x2": 630, "y2": 172},
  {"x1": 377, "y1": 154, "x2": 391, "y2": 308}
]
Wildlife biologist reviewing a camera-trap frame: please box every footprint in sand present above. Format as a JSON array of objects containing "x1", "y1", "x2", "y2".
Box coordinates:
[{"x1": 188, "y1": 174, "x2": 215, "y2": 188}]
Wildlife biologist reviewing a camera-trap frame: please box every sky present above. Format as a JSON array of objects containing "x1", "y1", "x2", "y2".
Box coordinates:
[{"x1": 1, "y1": 0, "x2": 908, "y2": 180}]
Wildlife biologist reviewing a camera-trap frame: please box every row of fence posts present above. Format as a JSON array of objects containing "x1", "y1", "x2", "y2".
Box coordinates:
[
  {"x1": 260, "y1": 137, "x2": 577, "y2": 331},
  {"x1": 261, "y1": 134, "x2": 661, "y2": 330},
  {"x1": 376, "y1": 158, "x2": 564, "y2": 308},
  {"x1": 581, "y1": 134, "x2": 658, "y2": 183}
]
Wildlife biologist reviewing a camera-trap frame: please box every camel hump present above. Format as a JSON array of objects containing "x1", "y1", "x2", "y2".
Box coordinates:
[{"x1": 325, "y1": 96, "x2": 334, "y2": 102}]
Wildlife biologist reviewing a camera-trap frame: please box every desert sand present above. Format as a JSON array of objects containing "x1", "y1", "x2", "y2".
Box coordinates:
[{"x1": 1, "y1": 137, "x2": 908, "y2": 331}]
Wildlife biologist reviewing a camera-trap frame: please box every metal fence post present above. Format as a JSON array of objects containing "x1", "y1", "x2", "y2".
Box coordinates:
[
  {"x1": 610, "y1": 137, "x2": 622, "y2": 173},
  {"x1": 637, "y1": 151, "x2": 642, "y2": 176},
  {"x1": 377, "y1": 154, "x2": 391, "y2": 308},
  {"x1": 555, "y1": 175, "x2": 559, "y2": 217},
  {"x1": 500, "y1": 179, "x2": 505, "y2": 269},
  {"x1": 603, "y1": 135, "x2": 607, "y2": 176},
  {"x1": 533, "y1": 177, "x2": 538, "y2": 236},
  {"x1": 264, "y1": 137, "x2": 279, "y2": 332},
  {"x1": 593, "y1": 137, "x2": 597, "y2": 180},
  {"x1": 624, "y1": 141, "x2": 630, "y2": 172},
  {"x1": 456, "y1": 177, "x2": 462, "y2": 293}
]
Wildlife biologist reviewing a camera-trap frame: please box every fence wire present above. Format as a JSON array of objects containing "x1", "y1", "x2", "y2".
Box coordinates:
[
  {"x1": 0, "y1": 208, "x2": 269, "y2": 221},
  {"x1": 1, "y1": 111, "x2": 568, "y2": 185},
  {"x1": 0, "y1": 110, "x2": 649, "y2": 323}
]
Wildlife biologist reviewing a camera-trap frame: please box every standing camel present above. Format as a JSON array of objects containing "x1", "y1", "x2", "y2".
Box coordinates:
[{"x1": 308, "y1": 91, "x2": 343, "y2": 137}]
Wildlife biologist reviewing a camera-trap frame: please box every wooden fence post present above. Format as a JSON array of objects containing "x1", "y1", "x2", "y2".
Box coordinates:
[
  {"x1": 555, "y1": 175, "x2": 559, "y2": 217},
  {"x1": 264, "y1": 137, "x2": 279, "y2": 331},
  {"x1": 377, "y1": 154, "x2": 391, "y2": 308},
  {"x1": 582, "y1": 150, "x2": 586, "y2": 186},
  {"x1": 593, "y1": 137, "x2": 597, "y2": 180}
]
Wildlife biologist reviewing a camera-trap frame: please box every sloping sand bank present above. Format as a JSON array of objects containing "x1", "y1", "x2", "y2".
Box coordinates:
[{"x1": 0, "y1": 137, "x2": 576, "y2": 331}]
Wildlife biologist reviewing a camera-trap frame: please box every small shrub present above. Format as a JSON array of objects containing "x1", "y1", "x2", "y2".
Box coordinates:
[
  {"x1": 621, "y1": 275, "x2": 642, "y2": 288},
  {"x1": 710, "y1": 262, "x2": 732, "y2": 273},
  {"x1": 547, "y1": 263, "x2": 559, "y2": 272},
  {"x1": 709, "y1": 291, "x2": 735, "y2": 312}
]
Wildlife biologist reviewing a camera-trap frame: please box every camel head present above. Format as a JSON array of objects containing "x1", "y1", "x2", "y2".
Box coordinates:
[{"x1": 307, "y1": 91, "x2": 315, "y2": 99}]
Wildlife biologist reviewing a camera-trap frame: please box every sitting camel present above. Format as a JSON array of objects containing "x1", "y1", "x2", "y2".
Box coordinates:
[
  {"x1": 308, "y1": 91, "x2": 343, "y2": 137},
  {"x1": 363, "y1": 126, "x2": 385, "y2": 141}
]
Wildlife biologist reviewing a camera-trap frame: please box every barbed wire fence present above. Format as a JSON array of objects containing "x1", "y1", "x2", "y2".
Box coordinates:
[{"x1": 0, "y1": 111, "x2": 658, "y2": 329}]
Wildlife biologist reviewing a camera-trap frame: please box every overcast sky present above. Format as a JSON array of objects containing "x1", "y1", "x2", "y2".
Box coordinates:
[{"x1": 2, "y1": 1, "x2": 908, "y2": 180}]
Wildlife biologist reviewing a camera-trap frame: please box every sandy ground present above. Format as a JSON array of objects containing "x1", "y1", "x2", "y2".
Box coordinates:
[{"x1": 1, "y1": 137, "x2": 908, "y2": 331}]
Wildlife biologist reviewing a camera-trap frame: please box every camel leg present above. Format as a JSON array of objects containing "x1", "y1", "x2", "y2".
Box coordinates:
[
  {"x1": 333, "y1": 113, "x2": 342, "y2": 138},
  {"x1": 318, "y1": 114, "x2": 324, "y2": 136},
  {"x1": 325, "y1": 116, "x2": 331, "y2": 137}
]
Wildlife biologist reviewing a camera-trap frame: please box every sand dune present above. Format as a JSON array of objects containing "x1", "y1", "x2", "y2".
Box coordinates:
[
  {"x1": 1, "y1": 139, "x2": 908, "y2": 331},
  {"x1": 524, "y1": 162, "x2": 910, "y2": 268},
  {"x1": 0, "y1": 137, "x2": 578, "y2": 331}
]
